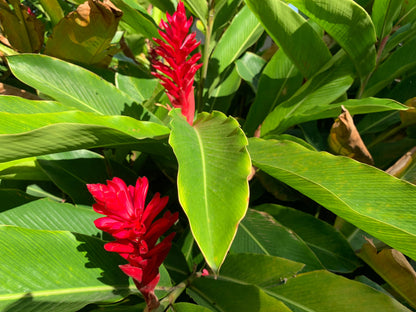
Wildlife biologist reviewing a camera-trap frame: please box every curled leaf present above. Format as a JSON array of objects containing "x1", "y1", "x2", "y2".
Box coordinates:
[
  {"x1": 44, "y1": 0, "x2": 122, "y2": 67},
  {"x1": 0, "y1": 0, "x2": 44, "y2": 52},
  {"x1": 400, "y1": 97, "x2": 416, "y2": 126},
  {"x1": 358, "y1": 238, "x2": 416, "y2": 309},
  {"x1": 329, "y1": 106, "x2": 374, "y2": 165}
]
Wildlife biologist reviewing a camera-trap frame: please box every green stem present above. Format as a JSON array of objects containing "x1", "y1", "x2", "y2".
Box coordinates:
[
  {"x1": 357, "y1": 35, "x2": 389, "y2": 99},
  {"x1": 155, "y1": 269, "x2": 204, "y2": 311},
  {"x1": 197, "y1": 1, "x2": 215, "y2": 113}
]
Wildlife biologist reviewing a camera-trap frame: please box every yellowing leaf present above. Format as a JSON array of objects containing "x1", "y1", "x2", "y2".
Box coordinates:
[
  {"x1": 400, "y1": 97, "x2": 416, "y2": 126},
  {"x1": 0, "y1": 0, "x2": 44, "y2": 52},
  {"x1": 44, "y1": 0, "x2": 122, "y2": 67},
  {"x1": 329, "y1": 106, "x2": 374, "y2": 165},
  {"x1": 358, "y1": 239, "x2": 416, "y2": 309}
]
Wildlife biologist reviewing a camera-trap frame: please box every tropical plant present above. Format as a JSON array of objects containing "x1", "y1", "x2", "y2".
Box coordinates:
[{"x1": 0, "y1": 0, "x2": 416, "y2": 311}]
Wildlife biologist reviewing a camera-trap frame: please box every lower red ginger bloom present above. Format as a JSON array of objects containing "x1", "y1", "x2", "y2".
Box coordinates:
[
  {"x1": 151, "y1": 1, "x2": 202, "y2": 125},
  {"x1": 87, "y1": 177, "x2": 178, "y2": 310}
]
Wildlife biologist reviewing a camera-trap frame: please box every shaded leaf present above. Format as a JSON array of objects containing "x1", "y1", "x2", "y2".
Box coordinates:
[
  {"x1": 170, "y1": 302, "x2": 212, "y2": 312},
  {"x1": 0, "y1": 84, "x2": 41, "y2": 100},
  {"x1": 256, "y1": 204, "x2": 361, "y2": 273},
  {"x1": 267, "y1": 270, "x2": 410, "y2": 311},
  {"x1": 288, "y1": 0, "x2": 377, "y2": 78},
  {"x1": 188, "y1": 254, "x2": 299, "y2": 312},
  {"x1": 36, "y1": 150, "x2": 136, "y2": 204},
  {"x1": 372, "y1": 0, "x2": 403, "y2": 39},
  {"x1": 248, "y1": 138, "x2": 416, "y2": 261},
  {"x1": 45, "y1": 0, "x2": 122, "y2": 67},
  {"x1": 358, "y1": 239, "x2": 416, "y2": 309},
  {"x1": 0, "y1": 157, "x2": 49, "y2": 181},
  {"x1": 169, "y1": 110, "x2": 251, "y2": 272},
  {"x1": 363, "y1": 36, "x2": 416, "y2": 97},
  {"x1": 39, "y1": 0, "x2": 65, "y2": 26},
  {"x1": 231, "y1": 209, "x2": 324, "y2": 271},
  {"x1": 0, "y1": 0, "x2": 44, "y2": 52},
  {"x1": 328, "y1": 106, "x2": 374, "y2": 165}
]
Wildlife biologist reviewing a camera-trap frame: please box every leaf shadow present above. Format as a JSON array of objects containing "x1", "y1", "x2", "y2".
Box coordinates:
[{"x1": 73, "y1": 233, "x2": 132, "y2": 297}]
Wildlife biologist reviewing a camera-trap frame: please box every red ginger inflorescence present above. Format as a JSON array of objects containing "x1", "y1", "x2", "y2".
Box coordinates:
[
  {"x1": 151, "y1": 1, "x2": 202, "y2": 125},
  {"x1": 87, "y1": 177, "x2": 178, "y2": 310}
]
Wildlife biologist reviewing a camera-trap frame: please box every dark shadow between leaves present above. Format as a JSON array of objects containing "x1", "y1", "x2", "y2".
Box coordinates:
[{"x1": 73, "y1": 233, "x2": 131, "y2": 298}]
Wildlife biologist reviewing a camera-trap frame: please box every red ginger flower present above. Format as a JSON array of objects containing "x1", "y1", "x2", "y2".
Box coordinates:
[
  {"x1": 87, "y1": 177, "x2": 178, "y2": 310},
  {"x1": 151, "y1": 1, "x2": 202, "y2": 125}
]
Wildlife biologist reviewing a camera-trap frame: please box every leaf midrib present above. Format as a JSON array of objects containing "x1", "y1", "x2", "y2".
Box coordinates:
[{"x1": 0, "y1": 285, "x2": 133, "y2": 301}]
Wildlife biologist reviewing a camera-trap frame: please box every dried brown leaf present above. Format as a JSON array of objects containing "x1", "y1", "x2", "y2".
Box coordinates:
[
  {"x1": 358, "y1": 239, "x2": 416, "y2": 309},
  {"x1": 44, "y1": 0, "x2": 122, "y2": 67},
  {"x1": 386, "y1": 146, "x2": 416, "y2": 177},
  {"x1": 328, "y1": 106, "x2": 374, "y2": 165},
  {"x1": 0, "y1": 0, "x2": 44, "y2": 52}
]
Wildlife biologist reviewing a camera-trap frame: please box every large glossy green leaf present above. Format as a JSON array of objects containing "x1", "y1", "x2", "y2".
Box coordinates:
[
  {"x1": 0, "y1": 198, "x2": 99, "y2": 236},
  {"x1": 0, "y1": 96, "x2": 74, "y2": 113},
  {"x1": 363, "y1": 36, "x2": 416, "y2": 97},
  {"x1": 169, "y1": 110, "x2": 251, "y2": 272},
  {"x1": 261, "y1": 53, "x2": 355, "y2": 135},
  {"x1": 0, "y1": 111, "x2": 169, "y2": 162},
  {"x1": 256, "y1": 204, "x2": 361, "y2": 273},
  {"x1": 170, "y1": 303, "x2": 212, "y2": 312},
  {"x1": 372, "y1": 0, "x2": 403, "y2": 39},
  {"x1": 266, "y1": 270, "x2": 410, "y2": 311},
  {"x1": 0, "y1": 226, "x2": 133, "y2": 312},
  {"x1": 248, "y1": 138, "x2": 416, "y2": 261},
  {"x1": 188, "y1": 254, "x2": 301, "y2": 312},
  {"x1": 244, "y1": 0, "x2": 331, "y2": 79},
  {"x1": 208, "y1": 5, "x2": 263, "y2": 79},
  {"x1": 244, "y1": 49, "x2": 303, "y2": 136},
  {"x1": 288, "y1": 0, "x2": 377, "y2": 78},
  {"x1": 113, "y1": 0, "x2": 160, "y2": 39},
  {"x1": 231, "y1": 209, "x2": 324, "y2": 271},
  {"x1": 6, "y1": 54, "x2": 159, "y2": 121},
  {"x1": 261, "y1": 55, "x2": 406, "y2": 136}
]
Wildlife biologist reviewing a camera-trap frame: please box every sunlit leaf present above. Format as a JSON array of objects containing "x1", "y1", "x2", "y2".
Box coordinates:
[{"x1": 169, "y1": 109, "x2": 251, "y2": 272}]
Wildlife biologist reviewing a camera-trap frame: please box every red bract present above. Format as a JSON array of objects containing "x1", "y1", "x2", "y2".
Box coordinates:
[
  {"x1": 87, "y1": 177, "x2": 178, "y2": 310},
  {"x1": 151, "y1": 1, "x2": 202, "y2": 125}
]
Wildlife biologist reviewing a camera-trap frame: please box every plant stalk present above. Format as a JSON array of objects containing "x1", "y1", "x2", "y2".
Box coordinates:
[{"x1": 197, "y1": 1, "x2": 215, "y2": 113}]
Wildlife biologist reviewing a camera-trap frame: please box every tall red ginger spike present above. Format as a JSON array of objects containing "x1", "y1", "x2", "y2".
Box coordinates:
[
  {"x1": 87, "y1": 177, "x2": 178, "y2": 311},
  {"x1": 151, "y1": 1, "x2": 202, "y2": 125}
]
